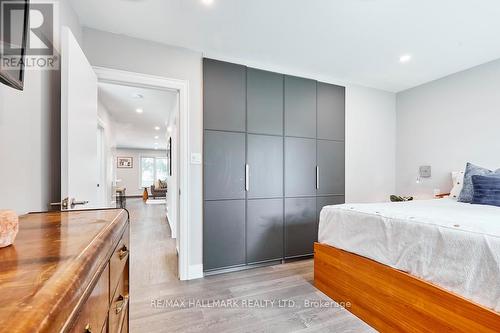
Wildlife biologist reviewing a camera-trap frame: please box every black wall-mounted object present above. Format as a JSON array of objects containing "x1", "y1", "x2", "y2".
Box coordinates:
[
  {"x1": 0, "y1": 0, "x2": 30, "y2": 91},
  {"x1": 168, "y1": 137, "x2": 172, "y2": 176},
  {"x1": 203, "y1": 58, "x2": 346, "y2": 273}
]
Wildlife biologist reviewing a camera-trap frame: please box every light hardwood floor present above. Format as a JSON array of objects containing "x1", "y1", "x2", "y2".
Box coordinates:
[{"x1": 128, "y1": 199, "x2": 374, "y2": 333}]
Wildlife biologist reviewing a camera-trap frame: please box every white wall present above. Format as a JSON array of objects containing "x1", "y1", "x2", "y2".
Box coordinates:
[
  {"x1": 82, "y1": 27, "x2": 204, "y2": 272},
  {"x1": 396, "y1": 59, "x2": 500, "y2": 198},
  {"x1": 0, "y1": 1, "x2": 82, "y2": 214},
  {"x1": 115, "y1": 148, "x2": 167, "y2": 197},
  {"x1": 98, "y1": 101, "x2": 117, "y2": 206},
  {"x1": 346, "y1": 85, "x2": 396, "y2": 203}
]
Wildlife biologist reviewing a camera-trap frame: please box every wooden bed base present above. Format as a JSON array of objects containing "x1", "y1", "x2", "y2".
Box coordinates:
[{"x1": 314, "y1": 242, "x2": 500, "y2": 332}]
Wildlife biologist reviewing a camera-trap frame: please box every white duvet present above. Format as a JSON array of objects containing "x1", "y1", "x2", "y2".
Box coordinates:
[{"x1": 318, "y1": 199, "x2": 500, "y2": 312}]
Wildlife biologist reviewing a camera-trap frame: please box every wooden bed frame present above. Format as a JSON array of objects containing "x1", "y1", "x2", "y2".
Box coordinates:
[{"x1": 314, "y1": 242, "x2": 500, "y2": 332}]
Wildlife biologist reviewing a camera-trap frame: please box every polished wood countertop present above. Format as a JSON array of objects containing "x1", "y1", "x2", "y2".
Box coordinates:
[{"x1": 0, "y1": 209, "x2": 129, "y2": 333}]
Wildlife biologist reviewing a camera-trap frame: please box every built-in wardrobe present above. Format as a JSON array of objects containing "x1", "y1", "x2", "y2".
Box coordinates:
[{"x1": 203, "y1": 58, "x2": 345, "y2": 273}]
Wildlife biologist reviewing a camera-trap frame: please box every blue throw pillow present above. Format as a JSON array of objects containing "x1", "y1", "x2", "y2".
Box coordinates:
[
  {"x1": 458, "y1": 163, "x2": 500, "y2": 203},
  {"x1": 471, "y1": 175, "x2": 500, "y2": 207}
]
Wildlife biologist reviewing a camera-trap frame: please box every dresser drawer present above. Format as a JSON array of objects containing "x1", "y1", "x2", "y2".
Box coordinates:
[
  {"x1": 110, "y1": 226, "x2": 129, "y2": 301},
  {"x1": 70, "y1": 264, "x2": 110, "y2": 333},
  {"x1": 108, "y1": 272, "x2": 129, "y2": 333}
]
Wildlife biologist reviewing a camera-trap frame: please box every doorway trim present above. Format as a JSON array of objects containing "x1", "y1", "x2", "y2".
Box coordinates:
[{"x1": 93, "y1": 66, "x2": 191, "y2": 281}]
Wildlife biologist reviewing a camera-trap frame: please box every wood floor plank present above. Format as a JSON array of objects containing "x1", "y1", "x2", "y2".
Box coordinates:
[{"x1": 127, "y1": 199, "x2": 375, "y2": 333}]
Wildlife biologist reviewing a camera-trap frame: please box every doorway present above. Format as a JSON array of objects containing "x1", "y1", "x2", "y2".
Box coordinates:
[
  {"x1": 94, "y1": 67, "x2": 189, "y2": 281},
  {"x1": 97, "y1": 78, "x2": 181, "y2": 280},
  {"x1": 97, "y1": 81, "x2": 177, "y2": 209}
]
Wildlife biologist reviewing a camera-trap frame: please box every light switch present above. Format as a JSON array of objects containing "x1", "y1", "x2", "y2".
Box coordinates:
[
  {"x1": 190, "y1": 153, "x2": 202, "y2": 165},
  {"x1": 419, "y1": 165, "x2": 431, "y2": 178}
]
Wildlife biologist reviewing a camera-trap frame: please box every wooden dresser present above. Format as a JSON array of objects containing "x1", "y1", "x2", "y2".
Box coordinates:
[{"x1": 0, "y1": 209, "x2": 130, "y2": 333}]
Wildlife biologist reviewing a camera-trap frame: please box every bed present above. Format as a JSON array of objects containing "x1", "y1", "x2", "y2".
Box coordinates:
[{"x1": 314, "y1": 199, "x2": 500, "y2": 332}]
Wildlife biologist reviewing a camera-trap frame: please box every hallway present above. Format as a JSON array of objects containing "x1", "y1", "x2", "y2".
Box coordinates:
[
  {"x1": 127, "y1": 199, "x2": 373, "y2": 333},
  {"x1": 129, "y1": 198, "x2": 178, "y2": 290}
]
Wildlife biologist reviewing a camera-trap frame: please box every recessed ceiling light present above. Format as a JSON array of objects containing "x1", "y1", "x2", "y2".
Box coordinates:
[
  {"x1": 201, "y1": 0, "x2": 214, "y2": 5},
  {"x1": 167, "y1": 126, "x2": 172, "y2": 133},
  {"x1": 132, "y1": 93, "x2": 143, "y2": 99},
  {"x1": 399, "y1": 54, "x2": 412, "y2": 63},
  {"x1": 154, "y1": 126, "x2": 160, "y2": 131},
  {"x1": 154, "y1": 135, "x2": 159, "y2": 139},
  {"x1": 136, "y1": 108, "x2": 143, "y2": 114}
]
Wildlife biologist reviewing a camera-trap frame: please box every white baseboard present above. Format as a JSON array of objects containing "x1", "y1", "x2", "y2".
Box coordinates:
[{"x1": 187, "y1": 264, "x2": 203, "y2": 280}]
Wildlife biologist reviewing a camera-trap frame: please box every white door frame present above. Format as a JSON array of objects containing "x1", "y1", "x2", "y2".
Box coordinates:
[{"x1": 93, "y1": 66, "x2": 190, "y2": 281}]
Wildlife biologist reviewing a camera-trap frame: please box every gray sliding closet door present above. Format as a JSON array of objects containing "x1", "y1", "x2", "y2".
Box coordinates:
[
  {"x1": 247, "y1": 199, "x2": 284, "y2": 263},
  {"x1": 284, "y1": 76, "x2": 317, "y2": 138},
  {"x1": 285, "y1": 197, "x2": 317, "y2": 258},
  {"x1": 204, "y1": 200, "x2": 246, "y2": 270},
  {"x1": 247, "y1": 69, "x2": 283, "y2": 135},
  {"x1": 247, "y1": 134, "x2": 283, "y2": 199},
  {"x1": 203, "y1": 59, "x2": 246, "y2": 132},
  {"x1": 317, "y1": 140, "x2": 345, "y2": 195},
  {"x1": 202, "y1": 58, "x2": 346, "y2": 273},
  {"x1": 285, "y1": 137, "x2": 317, "y2": 197},
  {"x1": 317, "y1": 83, "x2": 345, "y2": 141},
  {"x1": 204, "y1": 131, "x2": 246, "y2": 200},
  {"x1": 317, "y1": 196, "x2": 345, "y2": 217}
]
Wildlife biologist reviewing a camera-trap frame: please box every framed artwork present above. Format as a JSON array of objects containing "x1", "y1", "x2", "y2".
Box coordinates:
[{"x1": 117, "y1": 157, "x2": 133, "y2": 168}]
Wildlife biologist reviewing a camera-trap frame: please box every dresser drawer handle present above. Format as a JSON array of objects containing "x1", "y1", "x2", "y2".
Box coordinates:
[
  {"x1": 118, "y1": 245, "x2": 129, "y2": 260},
  {"x1": 84, "y1": 323, "x2": 93, "y2": 333},
  {"x1": 116, "y1": 294, "x2": 129, "y2": 314}
]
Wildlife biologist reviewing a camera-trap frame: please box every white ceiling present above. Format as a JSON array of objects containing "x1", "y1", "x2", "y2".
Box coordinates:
[
  {"x1": 98, "y1": 82, "x2": 177, "y2": 150},
  {"x1": 71, "y1": 0, "x2": 500, "y2": 92}
]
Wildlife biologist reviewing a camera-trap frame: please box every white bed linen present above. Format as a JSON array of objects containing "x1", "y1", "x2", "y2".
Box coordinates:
[{"x1": 318, "y1": 199, "x2": 500, "y2": 312}]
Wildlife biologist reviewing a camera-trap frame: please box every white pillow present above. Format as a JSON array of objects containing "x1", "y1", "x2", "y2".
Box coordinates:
[{"x1": 450, "y1": 171, "x2": 465, "y2": 200}]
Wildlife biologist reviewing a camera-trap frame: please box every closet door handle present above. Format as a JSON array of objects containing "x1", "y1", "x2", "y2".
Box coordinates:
[
  {"x1": 245, "y1": 164, "x2": 249, "y2": 192},
  {"x1": 316, "y1": 166, "x2": 320, "y2": 190}
]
